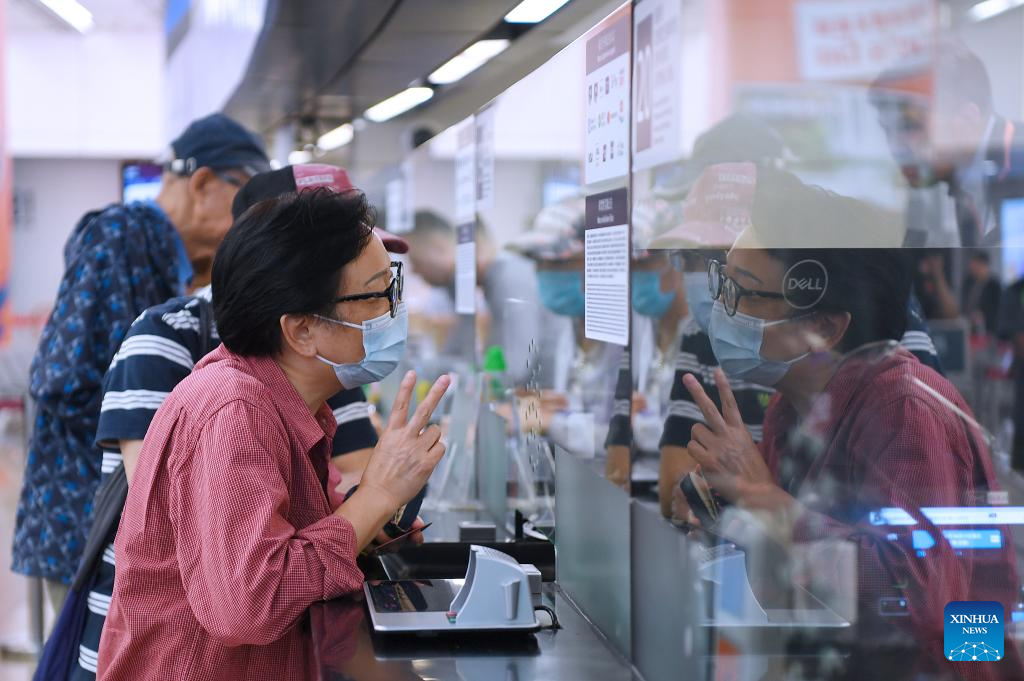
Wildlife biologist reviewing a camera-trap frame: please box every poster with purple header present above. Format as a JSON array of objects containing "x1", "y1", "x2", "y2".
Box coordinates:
[
  {"x1": 584, "y1": 6, "x2": 631, "y2": 186},
  {"x1": 585, "y1": 188, "x2": 629, "y2": 346}
]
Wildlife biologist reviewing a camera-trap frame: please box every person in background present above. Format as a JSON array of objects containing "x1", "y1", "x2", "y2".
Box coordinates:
[
  {"x1": 914, "y1": 250, "x2": 960, "y2": 321},
  {"x1": 98, "y1": 188, "x2": 450, "y2": 679},
  {"x1": 59, "y1": 165, "x2": 407, "y2": 681},
  {"x1": 404, "y1": 210, "x2": 540, "y2": 385},
  {"x1": 962, "y1": 250, "x2": 1002, "y2": 335},
  {"x1": 603, "y1": 199, "x2": 689, "y2": 487},
  {"x1": 998, "y1": 275, "x2": 1024, "y2": 471},
  {"x1": 12, "y1": 113, "x2": 269, "y2": 611},
  {"x1": 507, "y1": 198, "x2": 621, "y2": 443},
  {"x1": 871, "y1": 42, "x2": 1024, "y2": 248},
  {"x1": 681, "y1": 169, "x2": 1020, "y2": 680}
]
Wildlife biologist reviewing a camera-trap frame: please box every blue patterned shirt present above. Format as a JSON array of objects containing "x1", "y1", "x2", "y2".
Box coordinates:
[{"x1": 12, "y1": 200, "x2": 191, "y2": 583}]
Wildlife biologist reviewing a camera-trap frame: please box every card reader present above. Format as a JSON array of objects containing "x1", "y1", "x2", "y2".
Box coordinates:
[{"x1": 363, "y1": 545, "x2": 541, "y2": 634}]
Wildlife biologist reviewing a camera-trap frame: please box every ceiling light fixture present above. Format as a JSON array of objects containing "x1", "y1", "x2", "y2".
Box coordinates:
[
  {"x1": 968, "y1": 0, "x2": 1024, "y2": 21},
  {"x1": 428, "y1": 39, "x2": 511, "y2": 85},
  {"x1": 504, "y1": 0, "x2": 571, "y2": 24},
  {"x1": 35, "y1": 0, "x2": 94, "y2": 33},
  {"x1": 364, "y1": 87, "x2": 434, "y2": 123},
  {"x1": 288, "y1": 149, "x2": 313, "y2": 165},
  {"x1": 317, "y1": 123, "x2": 355, "y2": 151}
]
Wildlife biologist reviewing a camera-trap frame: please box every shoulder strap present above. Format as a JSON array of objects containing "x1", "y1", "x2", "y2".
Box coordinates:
[
  {"x1": 71, "y1": 463, "x2": 128, "y2": 592},
  {"x1": 197, "y1": 297, "x2": 215, "y2": 358}
]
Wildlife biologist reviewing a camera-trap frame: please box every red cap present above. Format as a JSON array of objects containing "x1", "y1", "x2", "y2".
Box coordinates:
[
  {"x1": 233, "y1": 163, "x2": 409, "y2": 254},
  {"x1": 649, "y1": 162, "x2": 756, "y2": 249}
]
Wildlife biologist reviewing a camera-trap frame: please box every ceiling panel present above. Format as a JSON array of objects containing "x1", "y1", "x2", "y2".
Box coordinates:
[{"x1": 223, "y1": 0, "x2": 609, "y2": 142}]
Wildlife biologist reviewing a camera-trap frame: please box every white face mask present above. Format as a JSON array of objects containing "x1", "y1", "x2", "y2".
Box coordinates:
[
  {"x1": 707, "y1": 301, "x2": 809, "y2": 386},
  {"x1": 315, "y1": 303, "x2": 408, "y2": 389}
]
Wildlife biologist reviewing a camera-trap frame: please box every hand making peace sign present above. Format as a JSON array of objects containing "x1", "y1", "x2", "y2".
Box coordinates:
[{"x1": 682, "y1": 368, "x2": 775, "y2": 502}]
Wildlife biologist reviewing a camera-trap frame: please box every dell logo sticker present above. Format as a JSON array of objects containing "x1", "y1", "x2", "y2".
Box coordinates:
[{"x1": 782, "y1": 259, "x2": 828, "y2": 309}]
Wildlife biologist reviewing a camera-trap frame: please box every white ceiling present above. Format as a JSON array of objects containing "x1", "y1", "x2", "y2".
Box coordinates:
[{"x1": 6, "y1": 0, "x2": 164, "y2": 32}]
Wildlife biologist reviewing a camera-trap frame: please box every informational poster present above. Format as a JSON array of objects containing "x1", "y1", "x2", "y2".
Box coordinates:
[
  {"x1": 475, "y1": 103, "x2": 495, "y2": 210},
  {"x1": 455, "y1": 222, "x2": 476, "y2": 314},
  {"x1": 401, "y1": 158, "x2": 414, "y2": 232},
  {"x1": 385, "y1": 178, "x2": 407, "y2": 234},
  {"x1": 584, "y1": 7, "x2": 631, "y2": 186},
  {"x1": 454, "y1": 118, "x2": 476, "y2": 223},
  {"x1": 453, "y1": 119, "x2": 477, "y2": 314},
  {"x1": 632, "y1": 0, "x2": 682, "y2": 171},
  {"x1": 584, "y1": 189, "x2": 629, "y2": 346},
  {"x1": 794, "y1": 0, "x2": 934, "y2": 82}
]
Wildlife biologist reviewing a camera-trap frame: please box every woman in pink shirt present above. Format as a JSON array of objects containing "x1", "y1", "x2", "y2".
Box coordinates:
[
  {"x1": 98, "y1": 188, "x2": 449, "y2": 680},
  {"x1": 676, "y1": 168, "x2": 1022, "y2": 680}
]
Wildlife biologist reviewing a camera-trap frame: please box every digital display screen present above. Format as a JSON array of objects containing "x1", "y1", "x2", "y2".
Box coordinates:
[
  {"x1": 1001, "y1": 198, "x2": 1024, "y2": 283},
  {"x1": 911, "y1": 529, "x2": 1003, "y2": 551},
  {"x1": 122, "y1": 162, "x2": 163, "y2": 203},
  {"x1": 366, "y1": 580, "x2": 457, "y2": 613},
  {"x1": 869, "y1": 507, "x2": 1024, "y2": 526}
]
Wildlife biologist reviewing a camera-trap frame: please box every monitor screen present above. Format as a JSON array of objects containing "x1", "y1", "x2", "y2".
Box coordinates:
[
  {"x1": 1001, "y1": 197, "x2": 1024, "y2": 284},
  {"x1": 122, "y1": 162, "x2": 163, "y2": 203}
]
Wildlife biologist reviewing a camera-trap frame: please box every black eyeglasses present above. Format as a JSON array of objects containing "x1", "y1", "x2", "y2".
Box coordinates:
[
  {"x1": 332, "y1": 261, "x2": 404, "y2": 318},
  {"x1": 708, "y1": 259, "x2": 784, "y2": 316}
]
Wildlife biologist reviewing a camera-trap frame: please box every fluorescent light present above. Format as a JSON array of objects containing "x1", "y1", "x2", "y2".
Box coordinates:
[
  {"x1": 35, "y1": 0, "x2": 94, "y2": 33},
  {"x1": 317, "y1": 123, "x2": 354, "y2": 151},
  {"x1": 428, "y1": 39, "x2": 510, "y2": 85},
  {"x1": 364, "y1": 87, "x2": 434, "y2": 123},
  {"x1": 504, "y1": 0, "x2": 571, "y2": 23},
  {"x1": 968, "y1": 0, "x2": 1024, "y2": 21},
  {"x1": 288, "y1": 149, "x2": 313, "y2": 165}
]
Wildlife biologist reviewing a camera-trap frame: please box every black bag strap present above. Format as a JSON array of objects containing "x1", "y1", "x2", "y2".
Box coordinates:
[
  {"x1": 72, "y1": 462, "x2": 128, "y2": 592},
  {"x1": 196, "y1": 297, "x2": 215, "y2": 358},
  {"x1": 72, "y1": 296, "x2": 214, "y2": 592}
]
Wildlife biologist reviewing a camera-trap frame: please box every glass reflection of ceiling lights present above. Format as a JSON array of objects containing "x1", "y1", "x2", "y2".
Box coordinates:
[
  {"x1": 33, "y1": 0, "x2": 94, "y2": 33},
  {"x1": 429, "y1": 39, "x2": 511, "y2": 85},
  {"x1": 364, "y1": 87, "x2": 435, "y2": 123},
  {"x1": 504, "y1": 0, "x2": 572, "y2": 24},
  {"x1": 968, "y1": 0, "x2": 1024, "y2": 22},
  {"x1": 317, "y1": 123, "x2": 355, "y2": 151}
]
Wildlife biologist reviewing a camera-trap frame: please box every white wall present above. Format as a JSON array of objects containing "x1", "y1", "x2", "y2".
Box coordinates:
[
  {"x1": 10, "y1": 158, "x2": 121, "y2": 318},
  {"x1": 6, "y1": 29, "x2": 166, "y2": 158},
  {"x1": 957, "y1": 8, "x2": 1024, "y2": 122},
  {"x1": 163, "y1": 0, "x2": 267, "y2": 140}
]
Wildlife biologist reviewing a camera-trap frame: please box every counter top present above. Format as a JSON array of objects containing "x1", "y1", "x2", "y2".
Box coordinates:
[{"x1": 310, "y1": 586, "x2": 639, "y2": 681}]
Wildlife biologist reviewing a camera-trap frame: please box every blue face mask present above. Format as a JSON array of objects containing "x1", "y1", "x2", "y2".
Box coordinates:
[
  {"x1": 537, "y1": 270, "x2": 585, "y2": 318},
  {"x1": 683, "y1": 271, "x2": 713, "y2": 332},
  {"x1": 316, "y1": 302, "x2": 408, "y2": 389},
  {"x1": 707, "y1": 301, "x2": 808, "y2": 386},
  {"x1": 632, "y1": 271, "x2": 676, "y2": 318}
]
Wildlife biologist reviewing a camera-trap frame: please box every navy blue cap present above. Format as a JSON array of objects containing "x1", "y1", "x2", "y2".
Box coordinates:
[{"x1": 168, "y1": 113, "x2": 270, "y2": 178}]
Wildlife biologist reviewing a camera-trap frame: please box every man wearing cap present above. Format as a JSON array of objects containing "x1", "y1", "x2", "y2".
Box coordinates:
[
  {"x1": 405, "y1": 211, "x2": 541, "y2": 386},
  {"x1": 47, "y1": 165, "x2": 408, "y2": 681},
  {"x1": 11, "y1": 113, "x2": 270, "y2": 610}
]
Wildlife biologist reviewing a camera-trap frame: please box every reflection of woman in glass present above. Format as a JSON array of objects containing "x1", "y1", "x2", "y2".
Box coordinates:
[{"x1": 678, "y1": 170, "x2": 1021, "y2": 679}]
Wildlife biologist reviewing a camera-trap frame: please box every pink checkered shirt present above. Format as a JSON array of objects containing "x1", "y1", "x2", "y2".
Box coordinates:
[{"x1": 98, "y1": 345, "x2": 363, "y2": 680}]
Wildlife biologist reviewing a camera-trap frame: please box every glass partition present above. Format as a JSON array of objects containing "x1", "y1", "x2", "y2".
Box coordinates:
[
  {"x1": 364, "y1": 0, "x2": 1024, "y2": 676},
  {"x1": 627, "y1": 0, "x2": 1024, "y2": 678}
]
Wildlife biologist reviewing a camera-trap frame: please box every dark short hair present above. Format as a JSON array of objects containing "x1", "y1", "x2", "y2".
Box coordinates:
[
  {"x1": 410, "y1": 210, "x2": 453, "y2": 238},
  {"x1": 749, "y1": 170, "x2": 911, "y2": 353},
  {"x1": 212, "y1": 188, "x2": 374, "y2": 356},
  {"x1": 970, "y1": 250, "x2": 991, "y2": 265}
]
